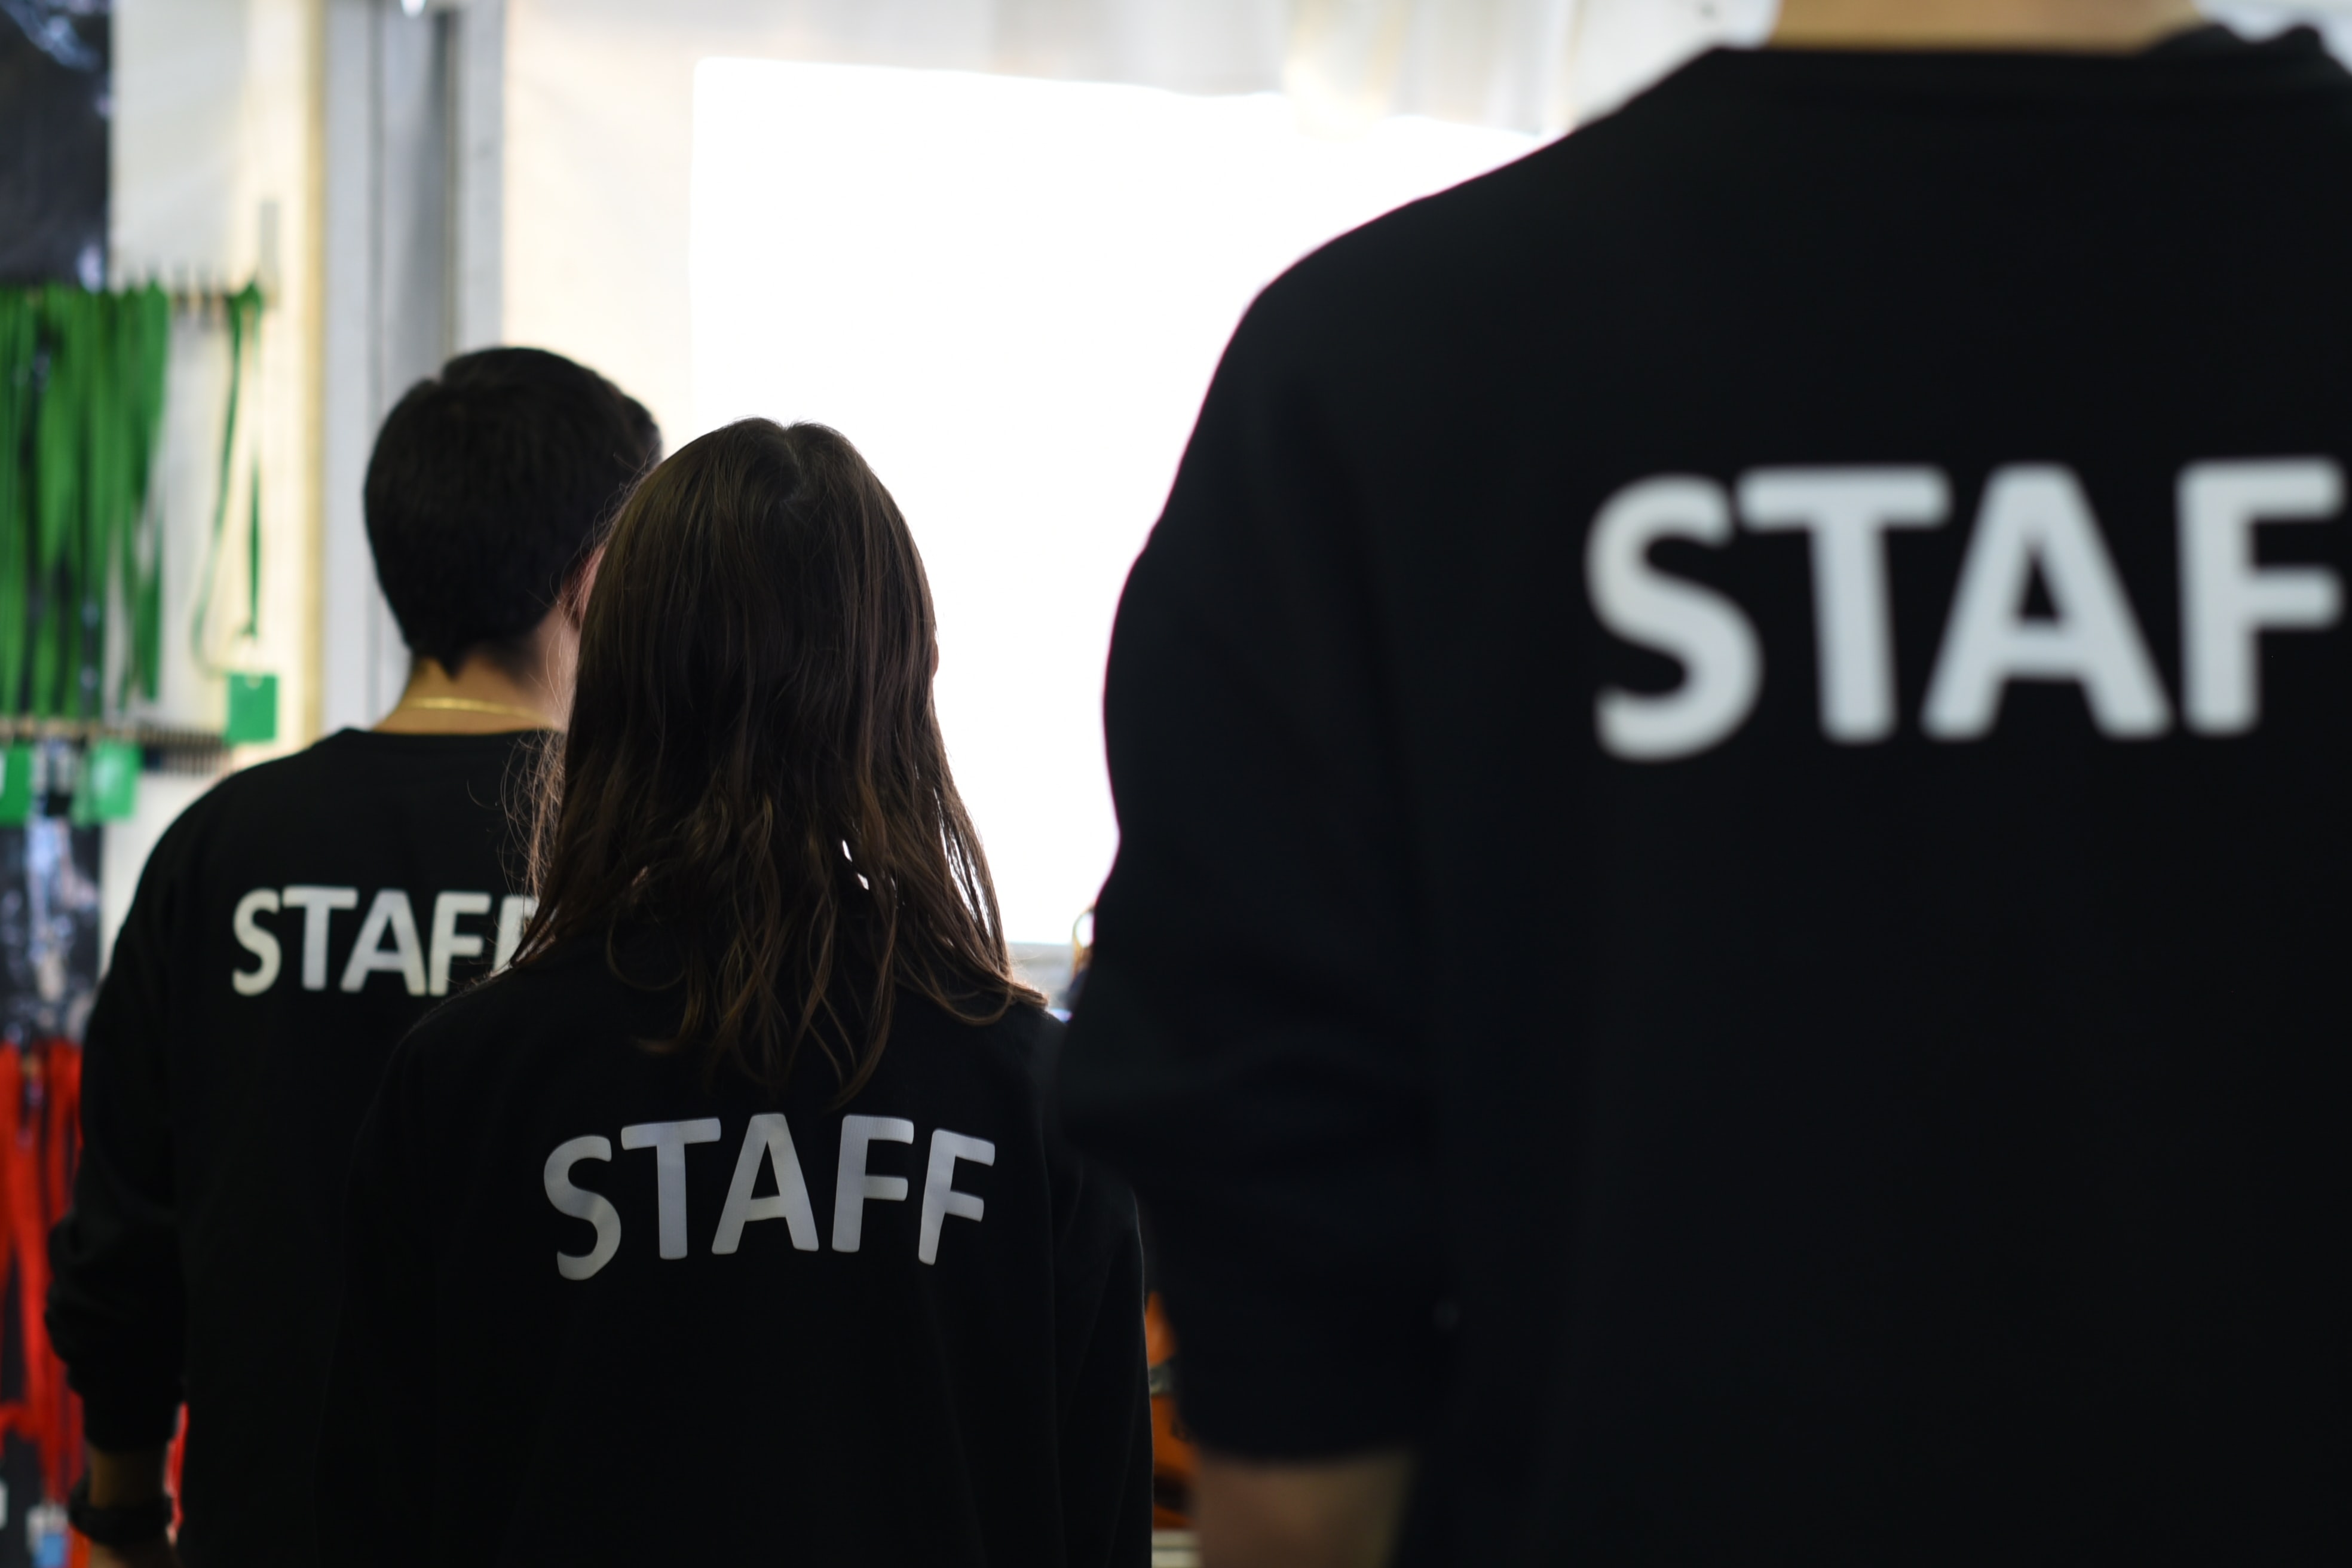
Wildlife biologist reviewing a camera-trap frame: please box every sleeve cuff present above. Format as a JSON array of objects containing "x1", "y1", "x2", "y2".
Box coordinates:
[
  {"x1": 1154, "y1": 1209, "x2": 1445, "y2": 1457},
  {"x1": 75, "y1": 1383, "x2": 183, "y2": 1451}
]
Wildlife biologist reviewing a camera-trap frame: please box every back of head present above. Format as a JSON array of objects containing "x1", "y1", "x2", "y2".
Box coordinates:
[
  {"x1": 521, "y1": 418, "x2": 1027, "y2": 1095},
  {"x1": 364, "y1": 347, "x2": 660, "y2": 676}
]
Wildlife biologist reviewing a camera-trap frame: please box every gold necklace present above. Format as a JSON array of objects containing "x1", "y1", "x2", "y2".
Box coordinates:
[{"x1": 396, "y1": 697, "x2": 554, "y2": 724}]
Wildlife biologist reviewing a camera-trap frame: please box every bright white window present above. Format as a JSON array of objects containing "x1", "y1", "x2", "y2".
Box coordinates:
[{"x1": 692, "y1": 60, "x2": 1538, "y2": 942}]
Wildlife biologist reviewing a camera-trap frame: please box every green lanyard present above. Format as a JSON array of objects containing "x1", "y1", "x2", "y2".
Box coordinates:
[
  {"x1": 30, "y1": 283, "x2": 81, "y2": 716},
  {"x1": 0, "y1": 292, "x2": 35, "y2": 716},
  {"x1": 118, "y1": 285, "x2": 170, "y2": 708},
  {"x1": 191, "y1": 283, "x2": 264, "y2": 677}
]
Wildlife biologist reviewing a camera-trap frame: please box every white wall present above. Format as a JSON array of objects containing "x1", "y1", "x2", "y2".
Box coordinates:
[
  {"x1": 505, "y1": 0, "x2": 1768, "y2": 449},
  {"x1": 2207, "y1": 1, "x2": 2352, "y2": 53},
  {"x1": 103, "y1": 0, "x2": 326, "y2": 960},
  {"x1": 113, "y1": 0, "x2": 320, "y2": 744}
]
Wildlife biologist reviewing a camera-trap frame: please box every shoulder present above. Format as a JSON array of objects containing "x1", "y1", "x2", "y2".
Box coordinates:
[
  {"x1": 137, "y1": 728, "x2": 541, "y2": 887},
  {"x1": 140, "y1": 728, "x2": 492, "y2": 850},
  {"x1": 1223, "y1": 54, "x2": 1780, "y2": 394},
  {"x1": 890, "y1": 993, "x2": 1065, "y2": 1097},
  {"x1": 149, "y1": 733, "x2": 339, "y2": 837},
  {"x1": 120, "y1": 734, "x2": 364, "y2": 909},
  {"x1": 1235, "y1": 93, "x2": 1693, "y2": 364},
  {"x1": 180, "y1": 728, "x2": 387, "y2": 812},
  {"x1": 405, "y1": 940, "x2": 614, "y2": 1059},
  {"x1": 980, "y1": 999, "x2": 1067, "y2": 1095},
  {"x1": 202, "y1": 728, "x2": 541, "y2": 808}
]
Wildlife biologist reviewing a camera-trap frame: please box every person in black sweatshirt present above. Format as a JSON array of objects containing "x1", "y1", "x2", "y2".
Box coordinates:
[
  {"x1": 1055, "y1": 3, "x2": 2352, "y2": 1565},
  {"x1": 313, "y1": 418, "x2": 1150, "y2": 1567},
  {"x1": 47, "y1": 349, "x2": 659, "y2": 1568}
]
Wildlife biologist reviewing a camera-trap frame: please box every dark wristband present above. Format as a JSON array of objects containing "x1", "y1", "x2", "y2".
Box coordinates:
[{"x1": 67, "y1": 1475, "x2": 173, "y2": 1549}]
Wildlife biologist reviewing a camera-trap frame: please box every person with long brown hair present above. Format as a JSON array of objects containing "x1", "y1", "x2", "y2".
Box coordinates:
[{"x1": 314, "y1": 419, "x2": 1150, "y2": 1566}]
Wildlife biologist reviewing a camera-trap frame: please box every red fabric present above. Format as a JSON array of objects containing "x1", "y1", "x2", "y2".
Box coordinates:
[
  {"x1": 169, "y1": 1407, "x2": 185, "y2": 1532},
  {"x1": 0, "y1": 1047, "x2": 53, "y2": 1458},
  {"x1": 21, "y1": 1036, "x2": 164, "y2": 1555},
  {"x1": 0, "y1": 1047, "x2": 20, "y2": 1449},
  {"x1": 41, "y1": 1041, "x2": 83, "y2": 1497},
  {"x1": 0, "y1": 1041, "x2": 89, "y2": 1507}
]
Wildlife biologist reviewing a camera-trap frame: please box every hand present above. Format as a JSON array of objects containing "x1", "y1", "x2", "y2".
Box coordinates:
[
  {"x1": 87, "y1": 1539, "x2": 182, "y2": 1568},
  {"x1": 1195, "y1": 1447, "x2": 1416, "y2": 1568},
  {"x1": 82, "y1": 1443, "x2": 179, "y2": 1568}
]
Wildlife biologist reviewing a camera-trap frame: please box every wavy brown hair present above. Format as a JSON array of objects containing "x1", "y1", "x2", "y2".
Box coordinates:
[{"x1": 513, "y1": 418, "x2": 1033, "y2": 1098}]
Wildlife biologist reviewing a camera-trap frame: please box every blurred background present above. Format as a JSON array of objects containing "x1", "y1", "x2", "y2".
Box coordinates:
[{"x1": 5, "y1": 0, "x2": 2344, "y2": 972}]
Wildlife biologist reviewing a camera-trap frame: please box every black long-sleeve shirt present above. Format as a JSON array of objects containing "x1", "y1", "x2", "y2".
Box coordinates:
[
  {"x1": 47, "y1": 730, "x2": 544, "y2": 1568},
  {"x1": 1058, "y1": 27, "x2": 2352, "y2": 1565},
  {"x1": 316, "y1": 941, "x2": 1150, "y2": 1566}
]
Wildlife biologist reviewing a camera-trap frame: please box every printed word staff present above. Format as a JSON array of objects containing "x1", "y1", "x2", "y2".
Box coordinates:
[
  {"x1": 1590, "y1": 458, "x2": 2342, "y2": 760},
  {"x1": 543, "y1": 1113, "x2": 997, "y2": 1278},
  {"x1": 230, "y1": 888, "x2": 539, "y2": 996}
]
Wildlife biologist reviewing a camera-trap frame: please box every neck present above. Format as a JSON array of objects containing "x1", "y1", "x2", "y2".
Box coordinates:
[
  {"x1": 1772, "y1": 0, "x2": 2204, "y2": 51},
  {"x1": 375, "y1": 633, "x2": 566, "y2": 736}
]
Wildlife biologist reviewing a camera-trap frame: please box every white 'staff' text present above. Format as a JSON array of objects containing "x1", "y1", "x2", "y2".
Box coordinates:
[{"x1": 1590, "y1": 459, "x2": 2341, "y2": 761}]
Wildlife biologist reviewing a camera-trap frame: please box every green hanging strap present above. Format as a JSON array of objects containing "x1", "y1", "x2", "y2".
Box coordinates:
[
  {"x1": 116, "y1": 286, "x2": 169, "y2": 708},
  {"x1": 0, "y1": 290, "x2": 33, "y2": 716},
  {"x1": 0, "y1": 286, "x2": 174, "y2": 721},
  {"x1": 75, "y1": 289, "x2": 118, "y2": 718},
  {"x1": 244, "y1": 431, "x2": 261, "y2": 641},
  {"x1": 31, "y1": 284, "x2": 88, "y2": 718},
  {"x1": 191, "y1": 282, "x2": 263, "y2": 676}
]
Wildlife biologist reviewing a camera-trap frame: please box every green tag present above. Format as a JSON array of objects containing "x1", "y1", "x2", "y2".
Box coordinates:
[
  {"x1": 224, "y1": 672, "x2": 279, "y2": 745},
  {"x1": 81, "y1": 740, "x2": 141, "y2": 822},
  {"x1": 0, "y1": 745, "x2": 32, "y2": 826}
]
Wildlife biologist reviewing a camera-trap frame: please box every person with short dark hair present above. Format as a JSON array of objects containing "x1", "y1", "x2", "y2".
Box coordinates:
[
  {"x1": 48, "y1": 348, "x2": 659, "y2": 1568},
  {"x1": 312, "y1": 419, "x2": 1151, "y2": 1567},
  {"x1": 1056, "y1": 2, "x2": 2352, "y2": 1564},
  {"x1": 364, "y1": 347, "x2": 660, "y2": 716}
]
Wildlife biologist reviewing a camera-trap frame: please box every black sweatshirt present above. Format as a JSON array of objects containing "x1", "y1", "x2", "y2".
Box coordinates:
[
  {"x1": 314, "y1": 941, "x2": 1150, "y2": 1567},
  {"x1": 47, "y1": 730, "x2": 545, "y2": 1567},
  {"x1": 1058, "y1": 28, "x2": 2352, "y2": 1566}
]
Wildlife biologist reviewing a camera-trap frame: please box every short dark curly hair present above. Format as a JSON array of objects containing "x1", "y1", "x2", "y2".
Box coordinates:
[{"x1": 363, "y1": 347, "x2": 660, "y2": 676}]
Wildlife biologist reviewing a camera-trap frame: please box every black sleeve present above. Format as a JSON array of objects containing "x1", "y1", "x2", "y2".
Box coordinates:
[
  {"x1": 1052, "y1": 1146, "x2": 1152, "y2": 1568},
  {"x1": 314, "y1": 1042, "x2": 436, "y2": 1568},
  {"x1": 46, "y1": 832, "x2": 190, "y2": 1450},
  {"x1": 1054, "y1": 285, "x2": 1444, "y2": 1458}
]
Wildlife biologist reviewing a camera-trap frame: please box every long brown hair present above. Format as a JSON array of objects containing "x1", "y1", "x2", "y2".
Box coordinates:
[{"x1": 514, "y1": 418, "x2": 1033, "y2": 1098}]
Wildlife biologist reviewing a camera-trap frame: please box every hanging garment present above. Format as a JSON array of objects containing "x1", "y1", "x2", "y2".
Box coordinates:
[
  {"x1": 0, "y1": 1040, "x2": 84, "y2": 1507},
  {"x1": 1, "y1": 286, "x2": 171, "y2": 719},
  {"x1": 37, "y1": 1041, "x2": 83, "y2": 1502}
]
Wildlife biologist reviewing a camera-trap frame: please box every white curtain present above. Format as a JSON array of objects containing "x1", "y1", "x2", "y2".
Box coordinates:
[
  {"x1": 513, "y1": 0, "x2": 1770, "y2": 135},
  {"x1": 503, "y1": 0, "x2": 2351, "y2": 453},
  {"x1": 1281, "y1": 0, "x2": 1765, "y2": 135},
  {"x1": 503, "y1": 0, "x2": 1769, "y2": 440}
]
